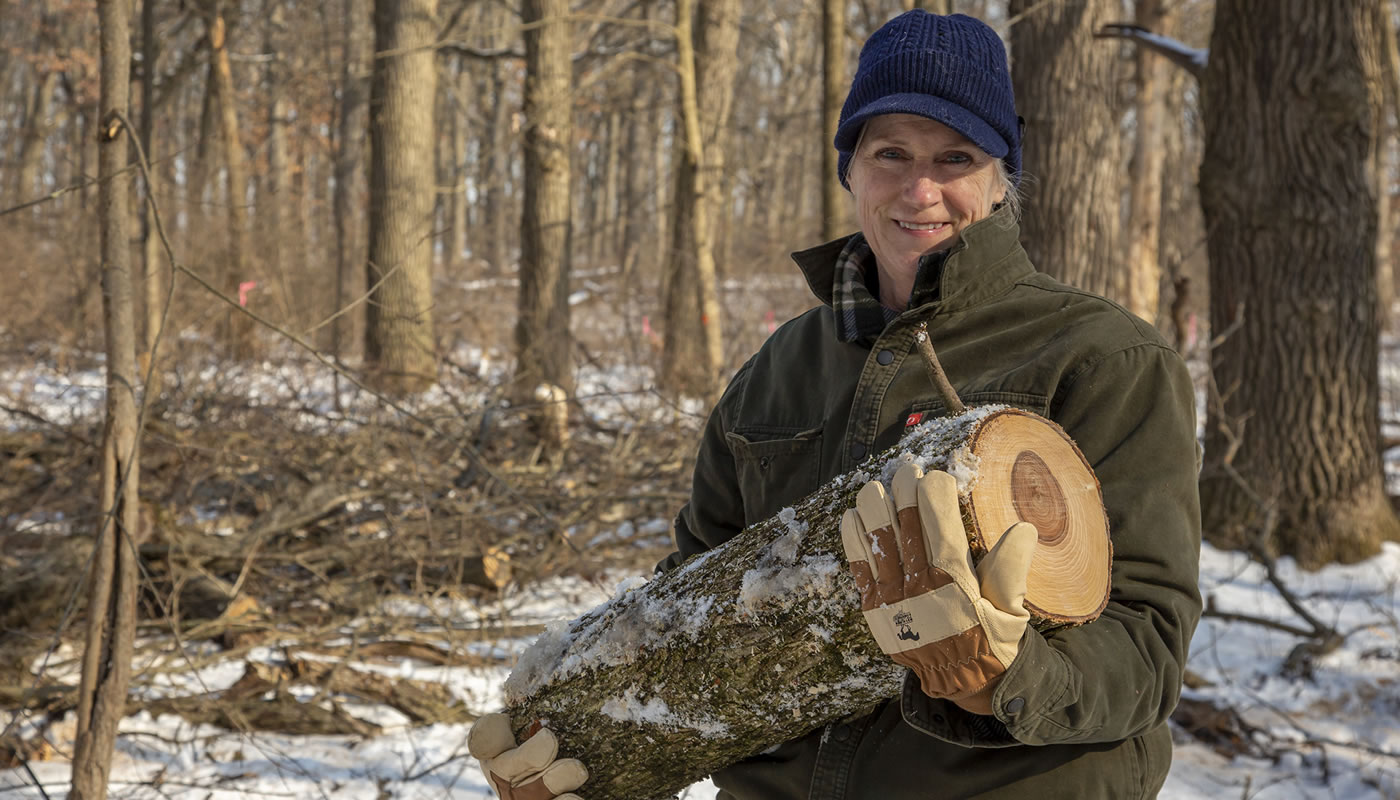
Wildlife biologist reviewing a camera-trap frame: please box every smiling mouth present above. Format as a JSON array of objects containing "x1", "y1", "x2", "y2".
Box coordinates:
[{"x1": 897, "y1": 221, "x2": 949, "y2": 232}]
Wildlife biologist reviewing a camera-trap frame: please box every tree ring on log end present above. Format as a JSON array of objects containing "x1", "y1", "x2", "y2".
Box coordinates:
[
  {"x1": 966, "y1": 409, "x2": 1111, "y2": 625},
  {"x1": 1011, "y1": 451, "x2": 1069, "y2": 546}
]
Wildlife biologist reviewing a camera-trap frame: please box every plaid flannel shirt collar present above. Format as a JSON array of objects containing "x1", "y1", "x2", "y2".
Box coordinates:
[
  {"x1": 832, "y1": 234, "x2": 896, "y2": 344},
  {"x1": 832, "y1": 234, "x2": 950, "y2": 344}
]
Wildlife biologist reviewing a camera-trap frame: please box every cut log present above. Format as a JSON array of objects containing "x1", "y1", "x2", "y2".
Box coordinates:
[{"x1": 503, "y1": 405, "x2": 1110, "y2": 800}]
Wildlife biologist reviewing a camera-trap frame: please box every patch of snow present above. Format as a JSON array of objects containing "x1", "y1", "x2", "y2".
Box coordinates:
[{"x1": 599, "y1": 687, "x2": 730, "y2": 738}]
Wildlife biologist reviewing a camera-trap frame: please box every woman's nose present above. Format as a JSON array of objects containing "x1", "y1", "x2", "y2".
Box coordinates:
[{"x1": 904, "y1": 173, "x2": 941, "y2": 206}]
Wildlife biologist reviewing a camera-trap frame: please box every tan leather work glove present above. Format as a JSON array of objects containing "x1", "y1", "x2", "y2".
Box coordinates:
[
  {"x1": 840, "y1": 462, "x2": 1037, "y2": 711},
  {"x1": 467, "y1": 713, "x2": 588, "y2": 800}
]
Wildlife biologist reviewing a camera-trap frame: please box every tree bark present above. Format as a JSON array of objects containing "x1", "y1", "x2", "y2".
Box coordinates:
[
  {"x1": 822, "y1": 0, "x2": 847, "y2": 241},
  {"x1": 71, "y1": 3, "x2": 144, "y2": 797},
  {"x1": 515, "y1": 0, "x2": 575, "y2": 397},
  {"x1": 505, "y1": 408, "x2": 1109, "y2": 800},
  {"x1": 264, "y1": 0, "x2": 291, "y2": 287},
  {"x1": 485, "y1": 53, "x2": 513, "y2": 276},
  {"x1": 661, "y1": 0, "x2": 738, "y2": 399},
  {"x1": 601, "y1": 110, "x2": 623, "y2": 266},
  {"x1": 366, "y1": 0, "x2": 439, "y2": 395},
  {"x1": 1199, "y1": 0, "x2": 1400, "y2": 566},
  {"x1": 1377, "y1": 0, "x2": 1400, "y2": 329},
  {"x1": 448, "y1": 55, "x2": 469, "y2": 272},
  {"x1": 333, "y1": 0, "x2": 371, "y2": 367},
  {"x1": 651, "y1": 77, "x2": 671, "y2": 281},
  {"x1": 1124, "y1": 0, "x2": 1170, "y2": 324},
  {"x1": 15, "y1": 71, "x2": 61, "y2": 204},
  {"x1": 139, "y1": 0, "x2": 163, "y2": 371},
  {"x1": 207, "y1": 2, "x2": 256, "y2": 360},
  {"x1": 1009, "y1": 0, "x2": 1124, "y2": 301}
]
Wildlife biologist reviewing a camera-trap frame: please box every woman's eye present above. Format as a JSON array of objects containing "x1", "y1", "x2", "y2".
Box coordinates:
[
  {"x1": 944, "y1": 152, "x2": 972, "y2": 165},
  {"x1": 875, "y1": 148, "x2": 903, "y2": 160}
]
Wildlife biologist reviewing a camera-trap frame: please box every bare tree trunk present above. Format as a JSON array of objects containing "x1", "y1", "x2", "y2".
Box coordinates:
[
  {"x1": 434, "y1": 63, "x2": 453, "y2": 273},
  {"x1": 619, "y1": 91, "x2": 645, "y2": 280},
  {"x1": 485, "y1": 54, "x2": 512, "y2": 275},
  {"x1": 449, "y1": 55, "x2": 469, "y2": 272},
  {"x1": 207, "y1": 2, "x2": 255, "y2": 359},
  {"x1": 139, "y1": 0, "x2": 163, "y2": 371},
  {"x1": 603, "y1": 110, "x2": 623, "y2": 266},
  {"x1": 1199, "y1": 0, "x2": 1400, "y2": 566},
  {"x1": 1124, "y1": 0, "x2": 1170, "y2": 323},
  {"x1": 189, "y1": 62, "x2": 218, "y2": 235},
  {"x1": 365, "y1": 0, "x2": 439, "y2": 394},
  {"x1": 1377, "y1": 0, "x2": 1400, "y2": 330},
  {"x1": 71, "y1": 3, "x2": 143, "y2": 797},
  {"x1": 333, "y1": 0, "x2": 371, "y2": 367},
  {"x1": 1009, "y1": 0, "x2": 1124, "y2": 300},
  {"x1": 581, "y1": 120, "x2": 602, "y2": 267},
  {"x1": 822, "y1": 0, "x2": 847, "y2": 241},
  {"x1": 1158, "y1": 61, "x2": 1203, "y2": 356},
  {"x1": 16, "y1": 71, "x2": 60, "y2": 203},
  {"x1": 651, "y1": 82, "x2": 671, "y2": 282},
  {"x1": 265, "y1": 0, "x2": 290, "y2": 287},
  {"x1": 515, "y1": 0, "x2": 575, "y2": 397},
  {"x1": 662, "y1": 0, "x2": 738, "y2": 398}
]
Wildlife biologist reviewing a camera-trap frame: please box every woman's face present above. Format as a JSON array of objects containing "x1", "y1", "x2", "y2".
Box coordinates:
[{"x1": 848, "y1": 114, "x2": 1006, "y2": 304}]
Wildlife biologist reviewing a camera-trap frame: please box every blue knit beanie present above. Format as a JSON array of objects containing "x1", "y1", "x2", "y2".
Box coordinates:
[{"x1": 836, "y1": 11, "x2": 1021, "y2": 189}]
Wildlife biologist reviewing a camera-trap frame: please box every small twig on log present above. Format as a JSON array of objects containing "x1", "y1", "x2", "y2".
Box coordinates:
[{"x1": 914, "y1": 322, "x2": 965, "y2": 415}]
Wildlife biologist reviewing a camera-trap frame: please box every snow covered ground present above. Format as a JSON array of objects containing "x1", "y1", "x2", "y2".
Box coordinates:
[
  {"x1": 3, "y1": 341, "x2": 1400, "y2": 798},
  {"x1": 1, "y1": 541, "x2": 1397, "y2": 799}
]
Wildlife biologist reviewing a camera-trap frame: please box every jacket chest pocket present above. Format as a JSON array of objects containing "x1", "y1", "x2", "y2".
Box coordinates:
[{"x1": 725, "y1": 428, "x2": 824, "y2": 527}]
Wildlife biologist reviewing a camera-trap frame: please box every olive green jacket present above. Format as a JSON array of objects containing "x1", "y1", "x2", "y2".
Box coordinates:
[{"x1": 664, "y1": 210, "x2": 1203, "y2": 800}]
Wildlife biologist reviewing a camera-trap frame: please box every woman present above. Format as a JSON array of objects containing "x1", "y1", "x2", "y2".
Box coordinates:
[{"x1": 470, "y1": 10, "x2": 1202, "y2": 799}]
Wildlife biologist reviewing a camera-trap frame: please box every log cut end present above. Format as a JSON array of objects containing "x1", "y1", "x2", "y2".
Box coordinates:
[{"x1": 965, "y1": 410, "x2": 1111, "y2": 625}]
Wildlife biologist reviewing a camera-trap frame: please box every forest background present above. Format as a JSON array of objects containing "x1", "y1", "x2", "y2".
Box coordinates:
[{"x1": 2, "y1": 0, "x2": 1400, "y2": 797}]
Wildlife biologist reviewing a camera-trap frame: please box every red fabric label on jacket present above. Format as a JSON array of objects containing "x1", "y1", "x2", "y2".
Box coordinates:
[{"x1": 905, "y1": 412, "x2": 924, "y2": 428}]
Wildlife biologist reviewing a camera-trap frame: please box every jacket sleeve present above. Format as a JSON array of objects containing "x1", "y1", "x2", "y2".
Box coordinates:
[
  {"x1": 656, "y1": 361, "x2": 754, "y2": 574},
  {"x1": 904, "y1": 341, "x2": 1203, "y2": 746}
]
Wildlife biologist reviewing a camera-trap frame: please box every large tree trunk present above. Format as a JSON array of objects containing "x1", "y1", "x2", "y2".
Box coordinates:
[
  {"x1": 1009, "y1": 0, "x2": 1124, "y2": 300},
  {"x1": 1157, "y1": 40, "x2": 1207, "y2": 357},
  {"x1": 332, "y1": 0, "x2": 371, "y2": 366},
  {"x1": 207, "y1": 2, "x2": 255, "y2": 360},
  {"x1": 821, "y1": 0, "x2": 847, "y2": 241},
  {"x1": 71, "y1": 3, "x2": 143, "y2": 797},
  {"x1": 504, "y1": 408, "x2": 1109, "y2": 800},
  {"x1": 1199, "y1": 0, "x2": 1400, "y2": 566},
  {"x1": 365, "y1": 0, "x2": 439, "y2": 395},
  {"x1": 661, "y1": 0, "x2": 738, "y2": 398},
  {"x1": 1377, "y1": 0, "x2": 1400, "y2": 330},
  {"x1": 1124, "y1": 0, "x2": 1170, "y2": 324},
  {"x1": 515, "y1": 0, "x2": 574, "y2": 397}
]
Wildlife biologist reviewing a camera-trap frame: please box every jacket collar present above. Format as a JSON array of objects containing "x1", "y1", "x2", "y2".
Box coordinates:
[{"x1": 790, "y1": 205, "x2": 1034, "y2": 313}]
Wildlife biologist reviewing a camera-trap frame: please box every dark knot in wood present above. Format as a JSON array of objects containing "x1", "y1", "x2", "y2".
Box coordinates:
[{"x1": 1011, "y1": 450, "x2": 1068, "y2": 546}]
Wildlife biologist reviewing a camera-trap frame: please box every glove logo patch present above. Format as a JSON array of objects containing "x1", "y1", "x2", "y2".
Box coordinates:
[{"x1": 894, "y1": 609, "x2": 920, "y2": 641}]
